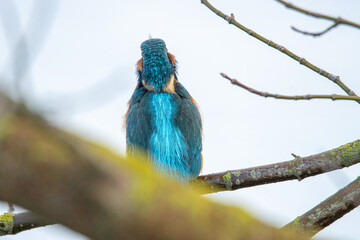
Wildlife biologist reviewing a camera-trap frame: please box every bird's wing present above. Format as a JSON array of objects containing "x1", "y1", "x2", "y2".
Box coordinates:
[
  {"x1": 174, "y1": 81, "x2": 203, "y2": 177},
  {"x1": 125, "y1": 84, "x2": 153, "y2": 157}
]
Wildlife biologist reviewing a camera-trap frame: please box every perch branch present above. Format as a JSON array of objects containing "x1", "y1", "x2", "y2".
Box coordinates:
[
  {"x1": 284, "y1": 176, "x2": 360, "y2": 238},
  {"x1": 0, "y1": 212, "x2": 54, "y2": 236},
  {"x1": 200, "y1": 0, "x2": 359, "y2": 103},
  {"x1": 276, "y1": 0, "x2": 360, "y2": 32},
  {"x1": 195, "y1": 140, "x2": 360, "y2": 194},
  {"x1": 220, "y1": 73, "x2": 360, "y2": 102}
]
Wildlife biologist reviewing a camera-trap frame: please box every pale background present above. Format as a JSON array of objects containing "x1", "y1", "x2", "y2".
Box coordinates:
[{"x1": 0, "y1": 0, "x2": 359, "y2": 239}]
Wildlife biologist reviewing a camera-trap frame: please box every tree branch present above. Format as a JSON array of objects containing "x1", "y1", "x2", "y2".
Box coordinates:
[
  {"x1": 0, "y1": 93, "x2": 308, "y2": 240},
  {"x1": 290, "y1": 22, "x2": 340, "y2": 38},
  {"x1": 195, "y1": 140, "x2": 360, "y2": 194},
  {"x1": 200, "y1": 0, "x2": 359, "y2": 103},
  {"x1": 275, "y1": 0, "x2": 360, "y2": 35},
  {"x1": 0, "y1": 212, "x2": 55, "y2": 236},
  {"x1": 220, "y1": 73, "x2": 360, "y2": 102},
  {"x1": 284, "y1": 176, "x2": 360, "y2": 238}
]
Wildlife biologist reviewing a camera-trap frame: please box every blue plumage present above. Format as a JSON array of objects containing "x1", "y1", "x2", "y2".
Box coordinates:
[
  {"x1": 126, "y1": 38, "x2": 202, "y2": 183},
  {"x1": 140, "y1": 40, "x2": 174, "y2": 92}
]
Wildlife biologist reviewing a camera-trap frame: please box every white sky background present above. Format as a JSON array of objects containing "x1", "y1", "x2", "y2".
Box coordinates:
[{"x1": 0, "y1": 0, "x2": 359, "y2": 239}]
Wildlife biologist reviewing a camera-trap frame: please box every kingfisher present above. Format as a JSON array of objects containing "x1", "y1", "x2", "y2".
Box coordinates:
[{"x1": 125, "y1": 38, "x2": 202, "y2": 183}]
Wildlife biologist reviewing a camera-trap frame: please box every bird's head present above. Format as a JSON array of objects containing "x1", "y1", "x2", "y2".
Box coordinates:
[{"x1": 137, "y1": 38, "x2": 177, "y2": 93}]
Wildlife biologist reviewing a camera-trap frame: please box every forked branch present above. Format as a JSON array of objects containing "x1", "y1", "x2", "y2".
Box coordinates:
[{"x1": 276, "y1": 0, "x2": 360, "y2": 37}]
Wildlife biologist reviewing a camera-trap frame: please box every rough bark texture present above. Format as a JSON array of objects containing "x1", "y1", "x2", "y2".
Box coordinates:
[
  {"x1": 284, "y1": 176, "x2": 360, "y2": 237},
  {"x1": 0, "y1": 93, "x2": 309, "y2": 239},
  {"x1": 195, "y1": 141, "x2": 360, "y2": 194}
]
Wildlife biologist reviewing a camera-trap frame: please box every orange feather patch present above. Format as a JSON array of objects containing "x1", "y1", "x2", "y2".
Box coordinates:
[
  {"x1": 190, "y1": 97, "x2": 199, "y2": 109},
  {"x1": 136, "y1": 58, "x2": 143, "y2": 71},
  {"x1": 167, "y1": 53, "x2": 177, "y2": 66}
]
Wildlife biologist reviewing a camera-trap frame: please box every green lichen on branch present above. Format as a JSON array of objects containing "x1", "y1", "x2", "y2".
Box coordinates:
[
  {"x1": 286, "y1": 158, "x2": 304, "y2": 181},
  {"x1": 250, "y1": 170, "x2": 262, "y2": 179},
  {"x1": 0, "y1": 213, "x2": 14, "y2": 235},
  {"x1": 197, "y1": 139, "x2": 360, "y2": 194},
  {"x1": 333, "y1": 141, "x2": 360, "y2": 167},
  {"x1": 287, "y1": 217, "x2": 302, "y2": 231},
  {"x1": 223, "y1": 172, "x2": 232, "y2": 190}
]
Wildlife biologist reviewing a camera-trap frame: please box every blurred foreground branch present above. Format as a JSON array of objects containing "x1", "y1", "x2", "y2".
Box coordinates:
[
  {"x1": 196, "y1": 140, "x2": 360, "y2": 194},
  {"x1": 284, "y1": 176, "x2": 360, "y2": 238},
  {"x1": 0, "y1": 92, "x2": 308, "y2": 239}
]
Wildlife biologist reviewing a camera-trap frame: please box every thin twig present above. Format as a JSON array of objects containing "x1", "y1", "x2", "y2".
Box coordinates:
[
  {"x1": 195, "y1": 140, "x2": 360, "y2": 194},
  {"x1": 284, "y1": 176, "x2": 360, "y2": 238},
  {"x1": 200, "y1": 0, "x2": 360, "y2": 103},
  {"x1": 220, "y1": 73, "x2": 360, "y2": 102},
  {"x1": 291, "y1": 22, "x2": 340, "y2": 37},
  {"x1": 276, "y1": 0, "x2": 360, "y2": 29}
]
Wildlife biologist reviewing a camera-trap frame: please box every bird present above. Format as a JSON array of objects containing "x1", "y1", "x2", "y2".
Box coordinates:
[{"x1": 125, "y1": 38, "x2": 202, "y2": 183}]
